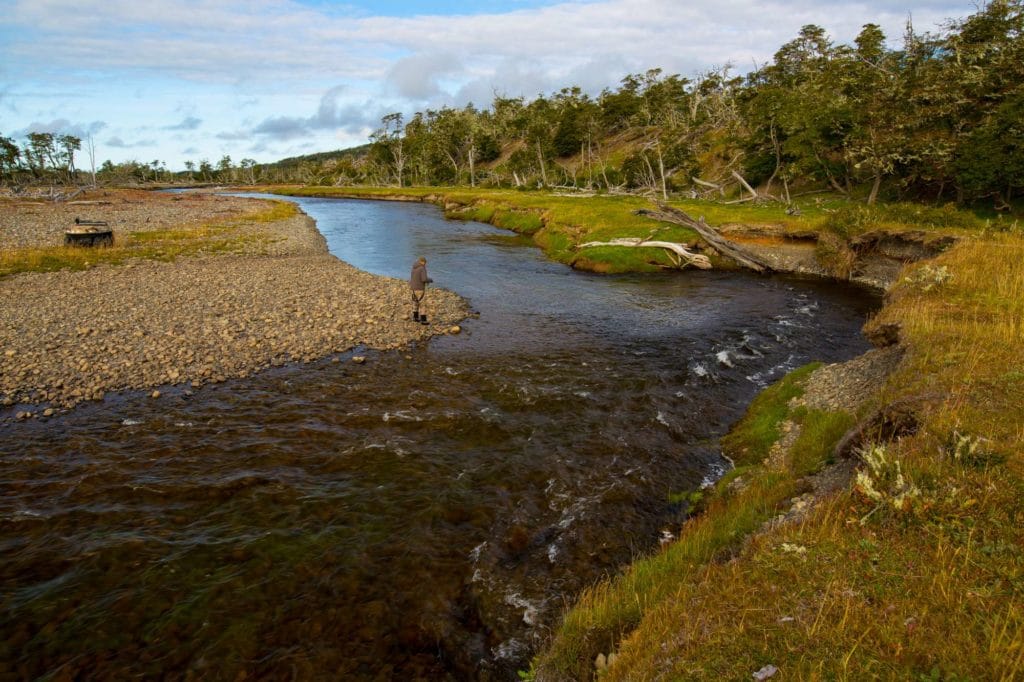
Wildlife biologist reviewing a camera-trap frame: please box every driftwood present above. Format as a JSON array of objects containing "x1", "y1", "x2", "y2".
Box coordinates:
[
  {"x1": 634, "y1": 203, "x2": 773, "y2": 274},
  {"x1": 732, "y1": 170, "x2": 759, "y2": 199},
  {"x1": 692, "y1": 176, "x2": 725, "y2": 197},
  {"x1": 577, "y1": 238, "x2": 712, "y2": 270}
]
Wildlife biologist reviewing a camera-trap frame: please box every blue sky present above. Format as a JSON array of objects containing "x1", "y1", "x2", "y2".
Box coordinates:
[{"x1": 0, "y1": 0, "x2": 976, "y2": 171}]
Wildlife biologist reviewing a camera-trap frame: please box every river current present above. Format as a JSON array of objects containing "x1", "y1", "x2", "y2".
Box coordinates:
[{"x1": 0, "y1": 196, "x2": 876, "y2": 679}]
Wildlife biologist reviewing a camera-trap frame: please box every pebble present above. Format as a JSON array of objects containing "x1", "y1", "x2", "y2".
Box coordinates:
[
  {"x1": 351, "y1": 356, "x2": 366, "y2": 364},
  {"x1": 0, "y1": 191, "x2": 470, "y2": 411}
]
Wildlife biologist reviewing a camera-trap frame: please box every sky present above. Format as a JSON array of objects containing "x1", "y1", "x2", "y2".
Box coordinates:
[{"x1": 0, "y1": 0, "x2": 977, "y2": 171}]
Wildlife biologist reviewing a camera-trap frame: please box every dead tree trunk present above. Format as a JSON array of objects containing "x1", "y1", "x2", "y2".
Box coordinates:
[
  {"x1": 692, "y1": 177, "x2": 724, "y2": 198},
  {"x1": 577, "y1": 238, "x2": 712, "y2": 270},
  {"x1": 731, "y1": 170, "x2": 759, "y2": 200},
  {"x1": 634, "y1": 203, "x2": 773, "y2": 273},
  {"x1": 536, "y1": 141, "x2": 548, "y2": 187}
]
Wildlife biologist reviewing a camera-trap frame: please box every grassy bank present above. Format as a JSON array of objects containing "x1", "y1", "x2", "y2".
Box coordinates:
[
  {"x1": 527, "y1": 235, "x2": 1024, "y2": 679},
  {"x1": 269, "y1": 186, "x2": 1023, "y2": 678},
  {"x1": 264, "y1": 185, "x2": 1002, "y2": 277}
]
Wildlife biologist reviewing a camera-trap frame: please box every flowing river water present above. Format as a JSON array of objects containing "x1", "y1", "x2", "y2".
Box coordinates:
[{"x1": 1, "y1": 196, "x2": 878, "y2": 680}]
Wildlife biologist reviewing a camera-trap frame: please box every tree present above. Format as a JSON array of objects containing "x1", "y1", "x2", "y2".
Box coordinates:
[
  {"x1": 369, "y1": 112, "x2": 407, "y2": 186},
  {"x1": 842, "y1": 24, "x2": 911, "y2": 204},
  {"x1": 943, "y1": 0, "x2": 1024, "y2": 202},
  {"x1": 0, "y1": 135, "x2": 20, "y2": 184},
  {"x1": 239, "y1": 158, "x2": 258, "y2": 185},
  {"x1": 424, "y1": 106, "x2": 477, "y2": 186},
  {"x1": 217, "y1": 155, "x2": 233, "y2": 182},
  {"x1": 85, "y1": 134, "x2": 98, "y2": 187},
  {"x1": 57, "y1": 134, "x2": 81, "y2": 183},
  {"x1": 199, "y1": 159, "x2": 213, "y2": 182},
  {"x1": 24, "y1": 132, "x2": 56, "y2": 179}
]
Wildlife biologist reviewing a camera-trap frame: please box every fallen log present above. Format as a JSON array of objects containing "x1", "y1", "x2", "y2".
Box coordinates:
[
  {"x1": 577, "y1": 237, "x2": 713, "y2": 270},
  {"x1": 634, "y1": 203, "x2": 773, "y2": 274},
  {"x1": 692, "y1": 176, "x2": 725, "y2": 197},
  {"x1": 731, "y1": 170, "x2": 759, "y2": 199}
]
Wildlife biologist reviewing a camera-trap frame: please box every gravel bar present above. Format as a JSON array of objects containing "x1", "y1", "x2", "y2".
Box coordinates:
[{"x1": 0, "y1": 190, "x2": 469, "y2": 416}]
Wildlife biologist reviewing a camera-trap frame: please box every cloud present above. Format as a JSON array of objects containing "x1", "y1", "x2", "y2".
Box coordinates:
[
  {"x1": 4, "y1": 0, "x2": 386, "y2": 83},
  {"x1": 216, "y1": 129, "x2": 252, "y2": 141},
  {"x1": 252, "y1": 116, "x2": 311, "y2": 141},
  {"x1": 0, "y1": 86, "x2": 16, "y2": 113},
  {"x1": 15, "y1": 118, "x2": 107, "y2": 139},
  {"x1": 386, "y1": 52, "x2": 462, "y2": 100},
  {"x1": 252, "y1": 86, "x2": 382, "y2": 141},
  {"x1": 2, "y1": 0, "x2": 980, "y2": 169},
  {"x1": 5, "y1": 0, "x2": 970, "y2": 89},
  {"x1": 164, "y1": 116, "x2": 202, "y2": 130},
  {"x1": 106, "y1": 135, "x2": 156, "y2": 148}
]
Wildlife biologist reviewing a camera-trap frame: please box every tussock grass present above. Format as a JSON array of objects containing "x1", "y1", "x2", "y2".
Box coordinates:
[
  {"x1": 532, "y1": 230, "x2": 1024, "y2": 680},
  {"x1": 0, "y1": 200, "x2": 296, "y2": 278}
]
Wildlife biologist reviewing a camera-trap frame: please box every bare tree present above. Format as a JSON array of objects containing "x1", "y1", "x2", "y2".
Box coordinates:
[{"x1": 85, "y1": 134, "x2": 98, "y2": 187}]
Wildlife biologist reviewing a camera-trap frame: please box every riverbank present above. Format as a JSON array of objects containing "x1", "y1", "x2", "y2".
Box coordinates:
[
  {"x1": 4, "y1": 185, "x2": 1019, "y2": 678},
  {"x1": 0, "y1": 189, "x2": 468, "y2": 416},
  {"x1": 262, "y1": 186, "x2": 1021, "y2": 679},
  {"x1": 262, "y1": 185, "x2": 977, "y2": 290},
  {"x1": 529, "y1": 239, "x2": 1024, "y2": 677}
]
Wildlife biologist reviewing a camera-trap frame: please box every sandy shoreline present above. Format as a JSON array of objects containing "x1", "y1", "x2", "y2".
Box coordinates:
[{"x1": 0, "y1": 190, "x2": 470, "y2": 417}]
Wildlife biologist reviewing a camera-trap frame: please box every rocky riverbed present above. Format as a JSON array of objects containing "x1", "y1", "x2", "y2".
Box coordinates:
[{"x1": 0, "y1": 190, "x2": 469, "y2": 417}]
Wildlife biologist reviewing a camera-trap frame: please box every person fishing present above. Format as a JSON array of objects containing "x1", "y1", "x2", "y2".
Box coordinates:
[{"x1": 409, "y1": 256, "x2": 433, "y2": 324}]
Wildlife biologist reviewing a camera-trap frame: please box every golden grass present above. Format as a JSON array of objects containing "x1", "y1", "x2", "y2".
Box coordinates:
[
  {"x1": 0, "y1": 199, "x2": 297, "y2": 278},
  {"x1": 530, "y1": 230, "x2": 1024, "y2": 681}
]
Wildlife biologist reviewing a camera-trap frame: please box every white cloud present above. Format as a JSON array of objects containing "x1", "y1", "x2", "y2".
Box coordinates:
[
  {"x1": 164, "y1": 116, "x2": 202, "y2": 131},
  {"x1": 386, "y1": 52, "x2": 463, "y2": 100},
  {"x1": 251, "y1": 86, "x2": 384, "y2": 141},
  {"x1": 1, "y1": 0, "x2": 978, "y2": 167},
  {"x1": 5, "y1": 0, "x2": 968, "y2": 88},
  {"x1": 16, "y1": 118, "x2": 107, "y2": 139}
]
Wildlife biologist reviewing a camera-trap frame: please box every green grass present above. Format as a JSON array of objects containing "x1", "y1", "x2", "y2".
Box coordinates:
[
  {"x1": 265, "y1": 185, "x2": 988, "y2": 277},
  {"x1": 719, "y1": 362, "x2": 822, "y2": 467},
  {"x1": 789, "y1": 408, "x2": 856, "y2": 476}
]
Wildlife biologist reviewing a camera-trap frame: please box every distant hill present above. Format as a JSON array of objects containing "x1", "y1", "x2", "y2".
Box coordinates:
[{"x1": 263, "y1": 144, "x2": 371, "y2": 171}]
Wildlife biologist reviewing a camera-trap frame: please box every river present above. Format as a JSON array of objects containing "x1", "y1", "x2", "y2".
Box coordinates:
[{"x1": 0, "y1": 195, "x2": 877, "y2": 679}]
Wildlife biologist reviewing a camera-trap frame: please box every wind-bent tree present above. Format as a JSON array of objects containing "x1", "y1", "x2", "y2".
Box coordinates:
[
  {"x1": 0, "y1": 135, "x2": 20, "y2": 184},
  {"x1": 239, "y1": 158, "x2": 258, "y2": 185},
  {"x1": 369, "y1": 112, "x2": 407, "y2": 186}
]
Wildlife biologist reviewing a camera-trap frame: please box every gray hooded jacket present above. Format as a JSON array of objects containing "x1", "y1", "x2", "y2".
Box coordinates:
[{"x1": 410, "y1": 261, "x2": 432, "y2": 291}]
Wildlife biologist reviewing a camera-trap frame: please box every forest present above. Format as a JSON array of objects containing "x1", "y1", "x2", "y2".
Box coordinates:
[{"x1": 1, "y1": 0, "x2": 1020, "y2": 207}]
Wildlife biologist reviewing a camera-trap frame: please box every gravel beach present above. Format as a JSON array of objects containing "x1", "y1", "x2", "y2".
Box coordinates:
[{"x1": 0, "y1": 189, "x2": 469, "y2": 415}]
